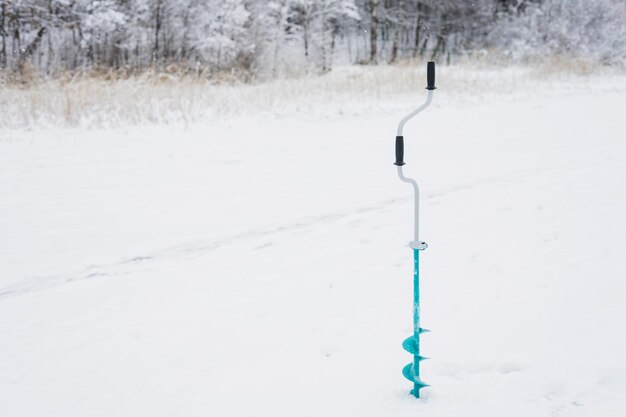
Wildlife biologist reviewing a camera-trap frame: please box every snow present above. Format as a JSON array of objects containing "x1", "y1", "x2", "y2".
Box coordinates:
[{"x1": 1, "y1": 71, "x2": 626, "y2": 416}]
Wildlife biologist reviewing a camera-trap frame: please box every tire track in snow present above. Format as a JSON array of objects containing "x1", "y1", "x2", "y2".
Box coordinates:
[
  {"x1": 0, "y1": 171, "x2": 527, "y2": 301},
  {"x1": 0, "y1": 197, "x2": 403, "y2": 300}
]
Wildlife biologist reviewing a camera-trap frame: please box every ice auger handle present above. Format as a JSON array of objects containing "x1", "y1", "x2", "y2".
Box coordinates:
[
  {"x1": 394, "y1": 62, "x2": 436, "y2": 163},
  {"x1": 394, "y1": 136, "x2": 405, "y2": 166},
  {"x1": 426, "y1": 62, "x2": 436, "y2": 90}
]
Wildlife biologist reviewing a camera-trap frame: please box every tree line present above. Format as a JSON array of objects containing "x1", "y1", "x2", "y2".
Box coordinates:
[{"x1": 1, "y1": 0, "x2": 624, "y2": 79}]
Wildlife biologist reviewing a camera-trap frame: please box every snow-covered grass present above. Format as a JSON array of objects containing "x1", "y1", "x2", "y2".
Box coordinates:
[
  {"x1": 2, "y1": 62, "x2": 624, "y2": 130},
  {"x1": 1, "y1": 66, "x2": 626, "y2": 416}
]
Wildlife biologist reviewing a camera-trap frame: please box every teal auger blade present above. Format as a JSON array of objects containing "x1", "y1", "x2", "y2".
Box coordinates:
[
  {"x1": 402, "y1": 363, "x2": 414, "y2": 382},
  {"x1": 410, "y1": 384, "x2": 429, "y2": 398},
  {"x1": 402, "y1": 363, "x2": 429, "y2": 385},
  {"x1": 402, "y1": 336, "x2": 430, "y2": 358},
  {"x1": 402, "y1": 336, "x2": 416, "y2": 354}
]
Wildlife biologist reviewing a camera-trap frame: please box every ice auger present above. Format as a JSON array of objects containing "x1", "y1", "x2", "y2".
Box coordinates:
[{"x1": 395, "y1": 61, "x2": 436, "y2": 398}]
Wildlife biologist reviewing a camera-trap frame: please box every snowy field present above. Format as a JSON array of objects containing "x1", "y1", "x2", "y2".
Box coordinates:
[{"x1": 1, "y1": 67, "x2": 626, "y2": 416}]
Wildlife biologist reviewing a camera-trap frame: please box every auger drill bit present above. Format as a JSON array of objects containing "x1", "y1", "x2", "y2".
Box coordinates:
[{"x1": 394, "y1": 61, "x2": 436, "y2": 398}]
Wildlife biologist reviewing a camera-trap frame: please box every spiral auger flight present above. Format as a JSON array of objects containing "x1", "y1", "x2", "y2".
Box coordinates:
[
  {"x1": 401, "y1": 248, "x2": 429, "y2": 397},
  {"x1": 394, "y1": 61, "x2": 436, "y2": 398}
]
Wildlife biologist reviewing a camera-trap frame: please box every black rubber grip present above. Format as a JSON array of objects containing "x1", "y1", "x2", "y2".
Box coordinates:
[
  {"x1": 394, "y1": 136, "x2": 405, "y2": 166},
  {"x1": 426, "y1": 61, "x2": 436, "y2": 90}
]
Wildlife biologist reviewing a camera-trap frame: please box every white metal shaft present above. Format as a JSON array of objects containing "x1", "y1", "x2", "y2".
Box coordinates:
[
  {"x1": 398, "y1": 166, "x2": 420, "y2": 242},
  {"x1": 396, "y1": 90, "x2": 434, "y2": 243},
  {"x1": 396, "y1": 90, "x2": 434, "y2": 137}
]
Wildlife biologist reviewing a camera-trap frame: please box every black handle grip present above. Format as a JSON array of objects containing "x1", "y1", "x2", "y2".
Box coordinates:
[
  {"x1": 394, "y1": 136, "x2": 405, "y2": 166},
  {"x1": 426, "y1": 61, "x2": 436, "y2": 90}
]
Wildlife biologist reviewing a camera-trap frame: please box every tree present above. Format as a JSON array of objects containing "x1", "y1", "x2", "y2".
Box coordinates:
[
  {"x1": 0, "y1": 1, "x2": 7, "y2": 70},
  {"x1": 288, "y1": 0, "x2": 358, "y2": 70},
  {"x1": 366, "y1": 0, "x2": 379, "y2": 63}
]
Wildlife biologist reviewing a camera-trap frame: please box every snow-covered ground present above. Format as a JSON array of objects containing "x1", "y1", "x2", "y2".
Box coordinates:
[{"x1": 1, "y1": 69, "x2": 626, "y2": 416}]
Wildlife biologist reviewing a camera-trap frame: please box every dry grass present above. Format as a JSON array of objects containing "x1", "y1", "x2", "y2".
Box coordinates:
[{"x1": 1, "y1": 60, "x2": 623, "y2": 130}]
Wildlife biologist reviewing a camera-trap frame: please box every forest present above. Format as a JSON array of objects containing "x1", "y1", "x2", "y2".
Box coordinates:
[{"x1": 1, "y1": 0, "x2": 625, "y2": 80}]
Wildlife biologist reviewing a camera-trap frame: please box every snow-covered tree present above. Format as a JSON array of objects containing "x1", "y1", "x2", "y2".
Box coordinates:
[
  {"x1": 188, "y1": 0, "x2": 253, "y2": 72},
  {"x1": 1, "y1": 0, "x2": 624, "y2": 78},
  {"x1": 288, "y1": 0, "x2": 359, "y2": 70},
  {"x1": 490, "y1": 0, "x2": 626, "y2": 64}
]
